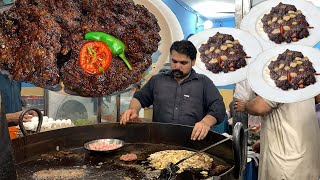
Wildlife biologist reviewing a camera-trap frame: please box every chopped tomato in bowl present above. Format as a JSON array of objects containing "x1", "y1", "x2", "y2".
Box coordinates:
[{"x1": 79, "y1": 41, "x2": 112, "y2": 75}]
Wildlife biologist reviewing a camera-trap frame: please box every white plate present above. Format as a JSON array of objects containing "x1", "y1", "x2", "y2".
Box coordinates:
[
  {"x1": 137, "y1": 0, "x2": 184, "y2": 83},
  {"x1": 240, "y1": 0, "x2": 320, "y2": 50},
  {"x1": 188, "y1": 27, "x2": 262, "y2": 86},
  {"x1": 247, "y1": 45, "x2": 320, "y2": 103}
]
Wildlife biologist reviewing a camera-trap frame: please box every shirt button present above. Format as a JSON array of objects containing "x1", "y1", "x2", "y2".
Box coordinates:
[{"x1": 175, "y1": 108, "x2": 178, "y2": 110}]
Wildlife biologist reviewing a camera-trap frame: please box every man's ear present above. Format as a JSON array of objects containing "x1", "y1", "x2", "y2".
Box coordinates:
[{"x1": 191, "y1": 60, "x2": 195, "y2": 66}]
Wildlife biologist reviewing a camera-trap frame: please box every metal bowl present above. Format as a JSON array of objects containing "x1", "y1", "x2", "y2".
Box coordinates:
[{"x1": 84, "y1": 139, "x2": 125, "y2": 153}]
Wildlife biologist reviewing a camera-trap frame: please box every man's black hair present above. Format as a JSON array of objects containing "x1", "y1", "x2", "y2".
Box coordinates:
[{"x1": 170, "y1": 40, "x2": 197, "y2": 61}]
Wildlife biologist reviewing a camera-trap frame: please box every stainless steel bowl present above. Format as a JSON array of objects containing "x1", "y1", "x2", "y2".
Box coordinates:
[{"x1": 84, "y1": 139, "x2": 125, "y2": 153}]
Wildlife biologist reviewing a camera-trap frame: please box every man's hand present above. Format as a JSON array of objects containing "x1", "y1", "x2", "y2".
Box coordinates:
[
  {"x1": 191, "y1": 120, "x2": 211, "y2": 141},
  {"x1": 120, "y1": 109, "x2": 138, "y2": 125},
  {"x1": 252, "y1": 140, "x2": 260, "y2": 153},
  {"x1": 6, "y1": 111, "x2": 33, "y2": 124},
  {"x1": 234, "y1": 99, "x2": 247, "y2": 112},
  {"x1": 26, "y1": 110, "x2": 38, "y2": 117},
  {"x1": 23, "y1": 113, "x2": 34, "y2": 122}
]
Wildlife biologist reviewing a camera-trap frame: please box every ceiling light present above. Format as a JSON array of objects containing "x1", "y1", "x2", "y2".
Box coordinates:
[{"x1": 203, "y1": 20, "x2": 213, "y2": 29}]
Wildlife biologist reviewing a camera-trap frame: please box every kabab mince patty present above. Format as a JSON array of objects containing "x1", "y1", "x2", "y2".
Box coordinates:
[
  {"x1": 261, "y1": 3, "x2": 310, "y2": 44},
  {"x1": 199, "y1": 32, "x2": 248, "y2": 74},
  {"x1": 268, "y1": 49, "x2": 316, "y2": 90},
  {"x1": 0, "y1": 0, "x2": 161, "y2": 97}
]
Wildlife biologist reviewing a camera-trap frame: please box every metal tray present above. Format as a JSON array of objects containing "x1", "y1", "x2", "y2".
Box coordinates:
[{"x1": 84, "y1": 138, "x2": 125, "y2": 153}]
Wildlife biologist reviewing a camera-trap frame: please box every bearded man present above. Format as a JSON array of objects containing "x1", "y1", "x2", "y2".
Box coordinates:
[{"x1": 120, "y1": 40, "x2": 226, "y2": 141}]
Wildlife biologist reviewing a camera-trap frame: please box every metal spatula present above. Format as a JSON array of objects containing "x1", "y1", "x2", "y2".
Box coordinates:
[{"x1": 158, "y1": 125, "x2": 252, "y2": 180}]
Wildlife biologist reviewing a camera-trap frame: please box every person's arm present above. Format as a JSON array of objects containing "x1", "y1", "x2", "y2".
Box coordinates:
[
  {"x1": 6, "y1": 111, "x2": 32, "y2": 125},
  {"x1": 252, "y1": 140, "x2": 260, "y2": 153},
  {"x1": 315, "y1": 94, "x2": 320, "y2": 104},
  {"x1": 6, "y1": 112, "x2": 21, "y2": 124},
  {"x1": 191, "y1": 76, "x2": 226, "y2": 140},
  {"x1": 201, "y1": 114, "x2": 217, "y2": 127},
  {"x1": 128, "y1": 98, "x2": 142, "y2": 113},
  {"x1": 191, "y1": 114, "x2": 217, "y2": 141},
  {"x1": 237, "y1": 96, "x2": 272, "y2": 116},
  {"x1": 203, "y1": 77, "x2": 226, "y2": 125},
  {"x1": 120, "y1": 98, "x2": 142, "y2": 125},
  {"x1": 120, "y1": 76, "x2": 156, "y2": 125}
]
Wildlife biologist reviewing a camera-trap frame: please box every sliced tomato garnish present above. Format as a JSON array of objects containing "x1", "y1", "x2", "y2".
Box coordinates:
[
  {"x1": 280, "y1": 25, "x2": 284, "y2": 36},
  {"x1": 217, "y1": 55, "x2": 221, "y2": 65},
  {"x1": 79, "y1": 41, "x2": 112, "y2": 75},
  {"x1": 287, "y1": 72, "x2": 291, "y2": 82}
]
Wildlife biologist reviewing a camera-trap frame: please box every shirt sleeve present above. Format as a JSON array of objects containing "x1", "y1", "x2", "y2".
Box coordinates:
[
  {"x1": 203, "y1": 76, "x2": 226, "y2": 125},
  {"x1": 133, "y1": 76, "x2": 155, "y2": 108},
  {"x1": 262, "y1": 97, "x2": 281, "y2": 108},
  {"x1": 233, "y1": 80, "x2": 256, "y2": 101}
]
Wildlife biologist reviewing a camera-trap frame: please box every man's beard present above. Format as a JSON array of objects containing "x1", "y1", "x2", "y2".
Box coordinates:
[{"x1": 171, "y1": 69, "x2": 189, "y2": 79}]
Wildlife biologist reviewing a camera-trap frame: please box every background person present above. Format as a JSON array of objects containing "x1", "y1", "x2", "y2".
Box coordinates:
[
  {"x1": 234, "y1": 95, "x2": 320, "y2": 180},
  {"x1": 0, "y1": 72, "x2": 33, "y2": 126}
]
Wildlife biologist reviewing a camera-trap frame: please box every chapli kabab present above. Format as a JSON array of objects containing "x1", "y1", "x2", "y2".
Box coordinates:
[{"x1": 0, "y1": 0, "x2": 161, "y2": 97}]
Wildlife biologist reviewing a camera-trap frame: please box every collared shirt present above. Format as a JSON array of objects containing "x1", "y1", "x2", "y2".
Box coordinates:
[{"x1": 134, "y1": 69, "x2": 226, "y2": 126}]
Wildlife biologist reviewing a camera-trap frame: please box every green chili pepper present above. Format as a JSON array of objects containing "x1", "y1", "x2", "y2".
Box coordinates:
[
  {"x1": 98, "y1": 66, "x2": 104, "y2": 73},
  {"x1": 84, "y1": 32, "x2": 133, "y2": 70},
  {"x1": 87, "y1": 46, "x2": 93, "y2": 55},
  {"x1": 88, "y1": 46, "x2": 97, "y2": 64}
]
